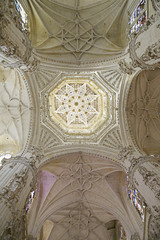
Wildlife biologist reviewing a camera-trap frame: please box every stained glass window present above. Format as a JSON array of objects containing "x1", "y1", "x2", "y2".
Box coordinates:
[
  {"x1": 129, "y1": 0, "x2": 147, "y2": 35},
  {"x1": 26, "y1": 190, "x2": 36, "y2": 214},
  {"x1": 120, "y1": 226, "x2": 127, "y2": 240},
  {"x1": 14, "y1": 0, "x2": 27, "y2": 30},
  {"x1": 128, "y1": 188, "x2": 145, "y2": 221}
]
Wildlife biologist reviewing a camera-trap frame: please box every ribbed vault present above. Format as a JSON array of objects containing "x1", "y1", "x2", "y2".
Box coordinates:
[
  {"x1": 27, "y1": 152, "x2": 136, "y2": 239},
  {"x1": 27, "y1": 0, "x2": 129, "y2": 64},
  {"x1": 126, "y1": 69, "x2": 160, "y2": 155}
]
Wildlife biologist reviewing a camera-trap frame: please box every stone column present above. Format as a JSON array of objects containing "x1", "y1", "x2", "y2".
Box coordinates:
[{"x1": 0, "y1": 146, "x2": 42, "y2": 240}]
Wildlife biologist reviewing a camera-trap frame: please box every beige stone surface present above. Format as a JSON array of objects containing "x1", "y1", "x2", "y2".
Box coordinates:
[{"x1": 0, "y1": 0, "x2": 160, "y2": 239}]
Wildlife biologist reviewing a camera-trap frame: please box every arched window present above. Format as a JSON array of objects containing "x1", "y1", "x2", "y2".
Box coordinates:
[
  {"x1": 120, "y1": 226, "x2": 127, "y2": 240},
  {"x1": 129, "y1": 0, "x2": 147, "y2": 35},
  {"x1": 26, "y1": 190, "x2": 36, "y2": 214},
  {"x1": 14, "y1": 0, "x2": 28, "y2": 30},
  {"x1": 127, "y1": 186, "x2": 145, "y2": 221}
]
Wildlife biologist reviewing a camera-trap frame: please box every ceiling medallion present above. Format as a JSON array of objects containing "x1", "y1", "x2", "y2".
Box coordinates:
[{"x1": 49, "y1": 78, "x2": 108, "y2": 135}]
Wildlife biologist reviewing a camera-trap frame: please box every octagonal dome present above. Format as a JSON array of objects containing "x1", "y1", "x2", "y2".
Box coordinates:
[
  {"x1": 41, "y1": 73, "x2": 117, "y2": 142},
  {"x1": 49, "y1": 78, "x2": 108, "y2": 135}
]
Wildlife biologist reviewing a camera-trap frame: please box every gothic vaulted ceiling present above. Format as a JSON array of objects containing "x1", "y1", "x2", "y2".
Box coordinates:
[
  {"x1": 27, "y1": 0, "x2": 129, "y2": 65},
  {"x1": 27, "y1": 153, "x2": 137, "y2": 239},
  {"x1": 0, "y1": 66, "x2": 31, "y2": 155},
  {"x1": 1, "y1": 0, "x2": 160, "y2": 240},
  {"x1": 127, "y1": 69, "x2": 160, "y2": 156}
]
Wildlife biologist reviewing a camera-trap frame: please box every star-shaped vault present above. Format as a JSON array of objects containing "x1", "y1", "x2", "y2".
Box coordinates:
[{"x1": 49, "y1": 78, "x2": 107, "y2": 135}]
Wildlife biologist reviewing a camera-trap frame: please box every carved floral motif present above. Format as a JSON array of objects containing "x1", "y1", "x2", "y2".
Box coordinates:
[
  {"x1": 141, "y1": 40, "x2": 160, "y2": 62},
  {"x1": 118, "y1": 145, "x2": 135, "y2": 162},
  {"x1": 118, "y1": 59, "x2": 135, "y2": 75},
  {"x1": 129, "y1": 12, "x2": 160, "y2": 70},
  {"x1": 138, "y1": 166, "x2": 160, "y2": 200},
  {"x1": 0, "y1": 167, "x2": 28, "y2": 209}
]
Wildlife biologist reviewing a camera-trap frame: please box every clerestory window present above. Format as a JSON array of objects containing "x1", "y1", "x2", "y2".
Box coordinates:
[{"x1": 129, "y1": 0, "x2": 147, "y2": 35}]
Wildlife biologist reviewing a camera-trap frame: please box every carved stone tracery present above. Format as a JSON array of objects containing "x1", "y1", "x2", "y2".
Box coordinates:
[
  {"x1": 49, "y1": 79, "x2": 107, "y2": 134},
  {"x1": 138, "y1": 166, "x2": 160, "y2": 201}
]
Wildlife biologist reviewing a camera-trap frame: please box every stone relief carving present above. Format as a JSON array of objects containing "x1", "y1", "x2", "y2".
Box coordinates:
[
  {"x1": 0, "y1": 167, "x2": 28, "y2": 209},
  {"x1": 138, "y1": 166, "x2": 160, "y2": 200},
  {"x1": 151, "y1": 161, "x2": 160, "y2": 168},
  {"x1": 0, "y1": 212, "x2": 26, "y2": 240},
  {"x1": 118, "y1": 145, "x2": 135, "y2": 162},
  {"x1": 141, "y1": 40, "x2": 160, "y2": 62},
  {"x1": 21, "y1": 145, "x2": 44, "y2": 186},
  {"x1": 0, "y1": 145, "x2": 42, "y2": 194},
  {"x1": 148, "y1": 212, "x2": 160, "y2": 240},
  {"x1": 0, "y1": 15, "x2": 16, "y2": 58},
  {"x1": 118, "y1": 59, "x2": 135, "y2": 75},
  {"x1": 26, "y1": 145, "x2": 44, "y2": 163},
  {"x1": 130, "y1": 232, "x2": 141, "y2": 240},
  {"x1": 0, "y1": 1, "x2": 40, "y2": 71},
  {"x1": 0, "y1": 22, "x2": 32, "y2": 70},
  {"x1": 129, "y1": 12, "x2": 160, "y2": 70},
  {"x1": 0, "y1": 145, "x2": 42, "y2": 239}
]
